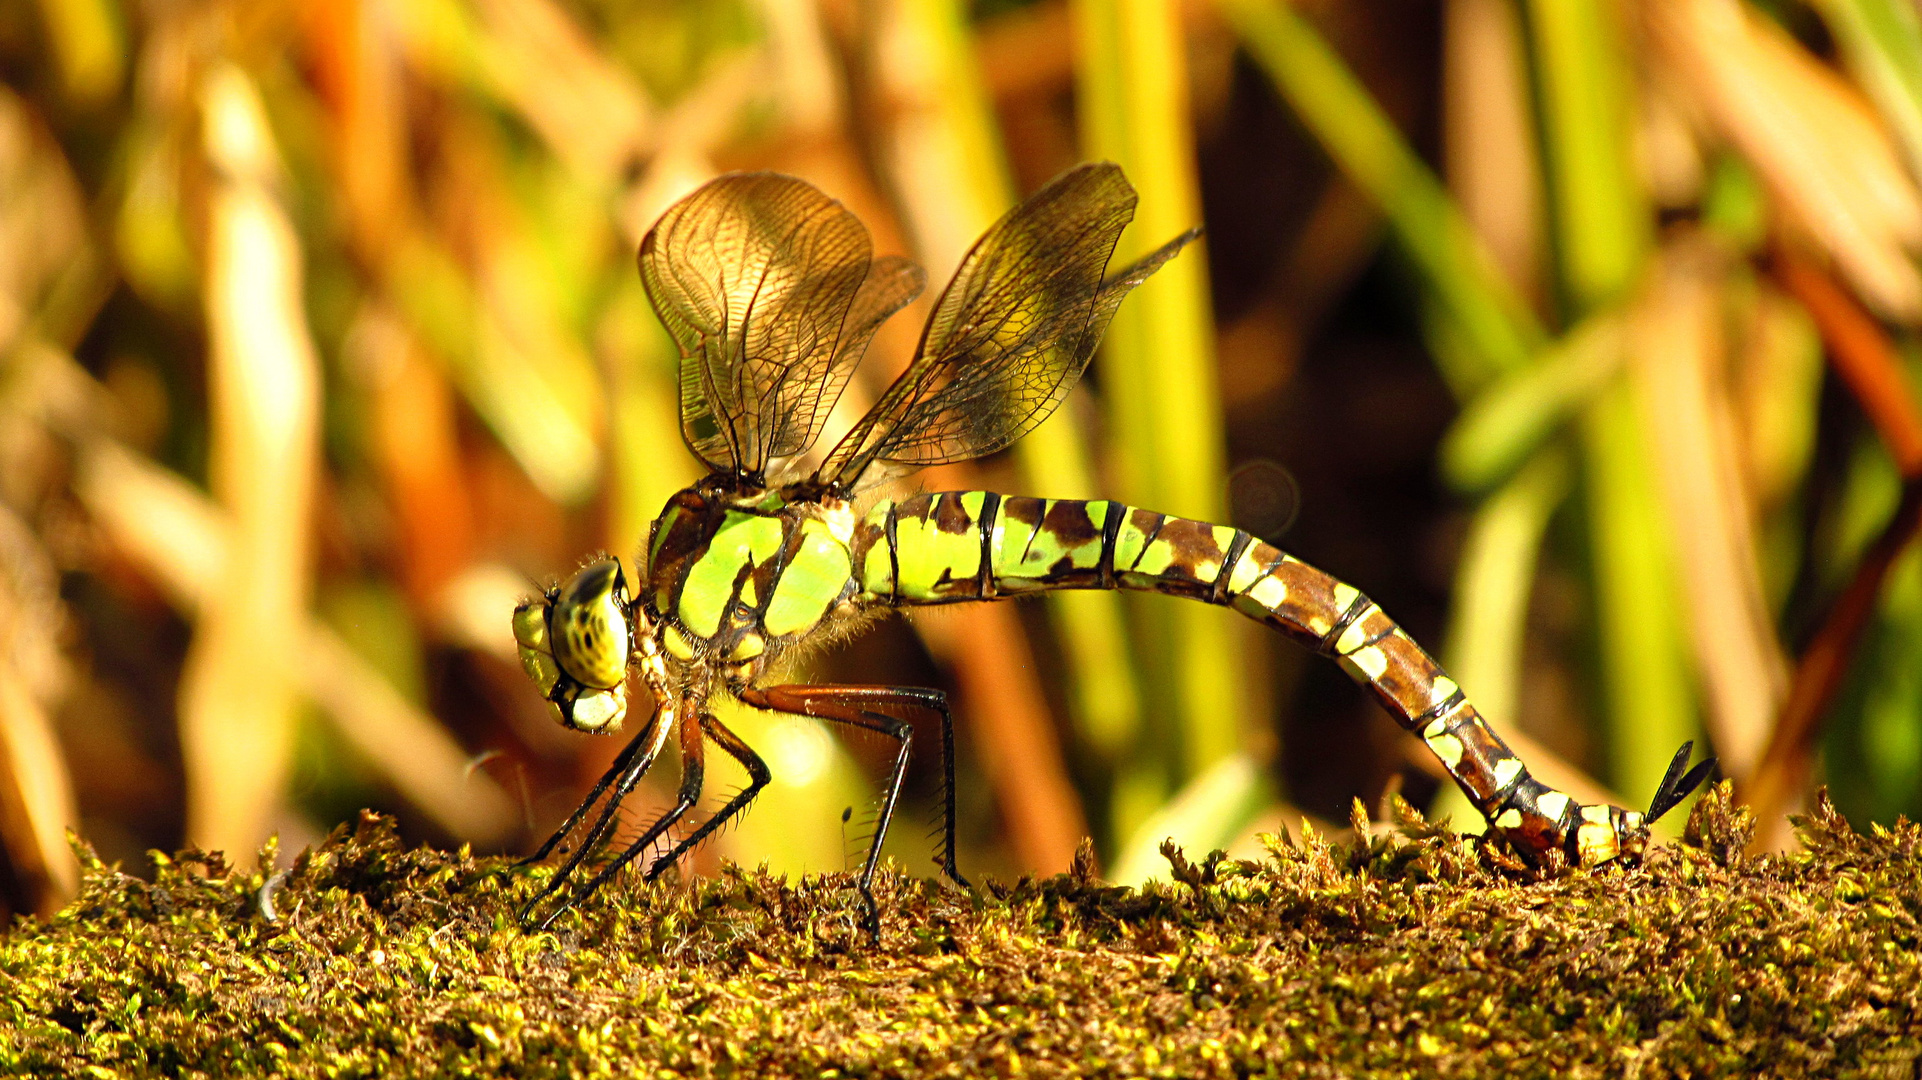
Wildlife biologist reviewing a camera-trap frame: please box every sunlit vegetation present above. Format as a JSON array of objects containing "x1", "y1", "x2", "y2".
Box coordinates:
[
  {"x1": 0, "y1": 0, "x2": 1918, "y2": 948},
  {"x1": 5, "y1": 791, "x2": 1918, "y2": 1075}
]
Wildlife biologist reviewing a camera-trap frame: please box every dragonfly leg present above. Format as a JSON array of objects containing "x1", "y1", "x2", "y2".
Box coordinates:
[
  {"x1": 737, "y1": 683, "x2": 963, "y2": 938},
  {"x1": 530, "y1": 707, "x2": 705, "y2": 932},
  {"x1": 516, "y1": 710, "x2": 669, "y2": 928},
  {"x1": 518, "y1": 708, "x2": 657, "y2": 869},
  {"x1": 640, "y1": 710, "x2": 770, "y2": 883}
]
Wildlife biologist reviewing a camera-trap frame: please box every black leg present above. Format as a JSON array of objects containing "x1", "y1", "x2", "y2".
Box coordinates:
[
  {"x1": 518, "y1": 709, "x2": 658, "y2": 868},
  {"x1": 530, "y1": 707, "x2": 706, "y2": 932},
  {"x1": 737, "y1": 684, "x2": 965, "y2": 939},
  {"x1": 641, "y1": 711, "x2": 771, "y2": 882},
  {"x1": 516, "y1": 708, "x2": 672, "y2": 927}
]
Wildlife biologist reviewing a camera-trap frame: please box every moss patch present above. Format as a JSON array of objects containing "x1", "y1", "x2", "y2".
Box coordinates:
[{"x1": 2, "y1": 785, "x2": 1918, "y2": 1077}]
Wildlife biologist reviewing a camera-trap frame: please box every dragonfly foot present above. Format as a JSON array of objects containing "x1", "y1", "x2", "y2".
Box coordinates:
[{"x1": 856, "y1": 884, "x2": 883, "y2": 943}]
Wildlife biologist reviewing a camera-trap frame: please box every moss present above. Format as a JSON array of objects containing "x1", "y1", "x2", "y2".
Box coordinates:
[{"x1": 2, "y1": 785, "x2": 1918, "y2": 1078}]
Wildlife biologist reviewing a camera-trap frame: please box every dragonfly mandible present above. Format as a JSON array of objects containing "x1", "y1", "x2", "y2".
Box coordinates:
[{"x1": 510, "y1": 163, "x2": 1714, "y2": 936}]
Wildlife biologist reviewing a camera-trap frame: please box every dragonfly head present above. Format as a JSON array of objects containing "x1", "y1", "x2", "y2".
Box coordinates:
[{"x1": 513, "y1": 557, "x2": 636, "y2": 734}]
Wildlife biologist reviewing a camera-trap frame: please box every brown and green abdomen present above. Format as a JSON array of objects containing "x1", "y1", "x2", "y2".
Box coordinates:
[
  {"x1": 857, "y1": 492, "x2": 1333, "y2": 645},
  {"x1": 856, "y1": 492, "x2": 1641, "y2": 866}
]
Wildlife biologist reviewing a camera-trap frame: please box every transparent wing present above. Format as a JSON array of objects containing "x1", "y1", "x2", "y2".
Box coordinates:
[
  {"x1": 639, "y1": 173, "x2": 924, "y2": 476},
  {"x1": 819, "y1": 163, "x2": 1196, "y2": 488}
]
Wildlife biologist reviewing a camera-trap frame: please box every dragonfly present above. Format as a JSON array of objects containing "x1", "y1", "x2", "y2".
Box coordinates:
[{"x1": 510, "y1": 162, "x2": 1715, "y2": 936}]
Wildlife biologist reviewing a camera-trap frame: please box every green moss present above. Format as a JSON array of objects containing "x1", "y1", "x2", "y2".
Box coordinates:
[{"x1": 2, "y1": 785, "x2": 1918, "y2": 1077}]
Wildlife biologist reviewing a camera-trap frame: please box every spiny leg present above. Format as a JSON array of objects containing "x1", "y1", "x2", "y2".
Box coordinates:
[
  {"x1": 737, "y1": 684, "x2": 959, "y2": 937},
  {"x1": 742, "y1": 683, "x2": 966, "y2": 886},
  {"x1": 519, "y1": 707, "x2": 659, "y2": 868},
  {"x1": 517, "y1": 709, "x2": 670, "y2": 927},
  {"x1": 530, "y1": 707, "x2": 706, "y2": 932},
  {"x1": 641, "y1": 711, "x2": 771, "y2": 882}
]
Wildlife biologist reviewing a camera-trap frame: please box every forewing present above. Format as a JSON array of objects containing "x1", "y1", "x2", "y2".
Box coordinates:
[
  {"x1": 802, "y1": 254, "x2": 923, "y2": 458},
  {"x1": 820, "y1": 163, "x2": 1195, "y2": 487},
  {"x1": 640, "y1": 173, "x2": 916, "y2": 474}
]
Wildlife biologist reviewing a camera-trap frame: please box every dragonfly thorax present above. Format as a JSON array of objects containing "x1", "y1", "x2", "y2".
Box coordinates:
[{"x1": 643, "y1": 480, "x2": 861, "y2": 681}]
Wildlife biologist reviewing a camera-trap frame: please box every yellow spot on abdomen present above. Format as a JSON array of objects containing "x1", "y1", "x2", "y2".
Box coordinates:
[
  {"x1": 1246, "y1": 574, "x2": 1287, "y2": 610},
  {"x1": 896, "y1": 502, "x2": 981, "y2": 599},
  {"x1": 1339, "y1": 645, "x2": 1389, "y2": 681},
  {"x1": 1226, "y1": 545, "x2": 1267, "y2": 594},
  {"x1": 1335, "y1": 606, "x2": 1379, "y2": 656},
  {"x1": 1491, "y1": 758, "x2": 1523, "y2": 789},
  {"x1": 1332, "y1": 582, "x2": 1360, "y2": 614}
]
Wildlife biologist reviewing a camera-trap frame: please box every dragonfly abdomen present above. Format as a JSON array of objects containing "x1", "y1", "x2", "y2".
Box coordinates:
[{"x1": 858, "y1": 491, "x2": 1643, "y2": 867}]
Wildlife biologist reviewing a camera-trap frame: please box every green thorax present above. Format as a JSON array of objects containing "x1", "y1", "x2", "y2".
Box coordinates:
[{"x1": 643, "y1": 482, "x2": 862, "y2": 670}]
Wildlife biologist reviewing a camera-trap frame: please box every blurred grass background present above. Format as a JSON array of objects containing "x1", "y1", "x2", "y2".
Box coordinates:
[{"x1": 1, "y1": 0, "x2": 1920, "y2": 919}]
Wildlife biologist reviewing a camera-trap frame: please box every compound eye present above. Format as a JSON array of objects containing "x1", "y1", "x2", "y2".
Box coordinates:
[
  {"x1": 512, "y1": 600, "x2": 549, "y2": 652},
  {"x1": 551, "y1": 559, "x2": 633, "y2": 689},
  {"x1": 518, "y1": 641, "x2": 562, "y2": 696},
  {"x1": 512, "y1": 600, "x2": 563, "y2": 691}
]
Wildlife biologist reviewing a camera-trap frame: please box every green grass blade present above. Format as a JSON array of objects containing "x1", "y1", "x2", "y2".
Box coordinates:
[
  {"x1": 1220, "y1": 0, "x2": 1545, "y2": 387},
  {"x1": 1443, "y1": 446, "x2": 1572, "y2": 728},
  {"x1": 1441, "y1": 312, "x2": 1623, "y2": 493},
  {"x1": 1524, "y1": 0, "x2": 1695, "y2": 804},
  {"x1": 1523, "y1": 0, "x2": 1651, "y2": 310},
  {"x1": 1075, "y1": 0, "x2": 1241, "y2": 794},
  {"x1": 1582, "y1": 380, "x2": 1698, "y2": 824},
  {"x1": 1857, "y1": 545, "x2": 1922, "y2": 820},
  {"x1": 1431, "y1": 446, "x2": 1571, "y2": 833},
  {"x1": 33, "y1": 0, "x2": 123, "y2": 106},
  {"x1": 901, "y1": 0, "x2": 1145, "y2": 762}
]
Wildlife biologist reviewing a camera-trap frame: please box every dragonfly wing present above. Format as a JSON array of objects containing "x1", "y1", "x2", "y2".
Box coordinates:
[
  {"x1": 815, "y1": 254, "x2": 924, "y2": 458},
  {"x1": 640, "y1": 173, "x2": 922, "y2": 476},
  {"x1": 820, "y1": 162, "x2": 1196, "y2": 488}
]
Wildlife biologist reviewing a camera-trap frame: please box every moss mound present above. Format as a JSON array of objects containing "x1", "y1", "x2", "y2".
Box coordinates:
[{"x1": 2, "y1": 785, "x2": 1918, "y2": 1077}]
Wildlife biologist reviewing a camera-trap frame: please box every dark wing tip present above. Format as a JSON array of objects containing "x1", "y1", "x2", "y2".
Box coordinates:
[{"x1": 1645, "y1": 740, "x2": 1718, "y2": 824}]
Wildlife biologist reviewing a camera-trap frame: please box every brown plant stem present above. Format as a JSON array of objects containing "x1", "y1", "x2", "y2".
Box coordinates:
[
  {"x1": 1772, "y1": 250, "x2": 1922, "y2": 473},
  {"x1": 1749, "y1": 248, "x2": 1922, "y2": 847}
]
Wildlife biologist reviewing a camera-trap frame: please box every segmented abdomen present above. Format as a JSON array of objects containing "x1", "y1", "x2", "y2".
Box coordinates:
[{"x1": 856, "y1": 492, "x2": 1629, "y2": 866}]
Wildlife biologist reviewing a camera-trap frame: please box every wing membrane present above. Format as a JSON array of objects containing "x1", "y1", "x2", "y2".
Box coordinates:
[
  {"x1": 640, "y1": 173, "x2": 923, "y2": 476},
  {"x1": 819, "y1": 163, "x2": 1196, "y2": 488}
]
